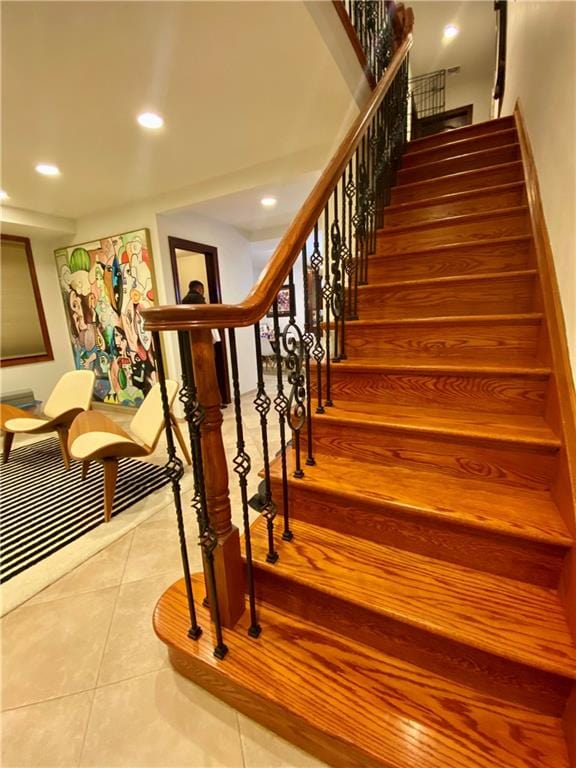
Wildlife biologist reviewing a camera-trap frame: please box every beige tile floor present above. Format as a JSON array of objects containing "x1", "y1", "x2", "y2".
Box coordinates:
[{"x1": 1, "y1": 385, "x2": 329, "y2": 768}]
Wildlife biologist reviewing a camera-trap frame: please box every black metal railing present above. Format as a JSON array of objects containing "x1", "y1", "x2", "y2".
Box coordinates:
[
  {"x1": 343, "y1": 0, "x2": 394, "y2": 82},
  {"x1": 409, "y1": 69, "x2": 446, "y2": 120},
  {"x1": 149, "y1": 35, "x2": 410, "y2": 659}
]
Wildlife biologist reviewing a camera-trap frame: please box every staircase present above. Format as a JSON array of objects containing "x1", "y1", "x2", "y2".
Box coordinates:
[{"x1": 154, "y1": 116, "x2": 576, "y2": 767}]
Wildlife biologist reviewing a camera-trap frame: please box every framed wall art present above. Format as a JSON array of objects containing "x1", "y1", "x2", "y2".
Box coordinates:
[
  {"x1": 266, "y1": 283, "x2": 293, "y2": 318},
  {"x1": 55, "y1": 228, "x2": 158, "y2": 408}
]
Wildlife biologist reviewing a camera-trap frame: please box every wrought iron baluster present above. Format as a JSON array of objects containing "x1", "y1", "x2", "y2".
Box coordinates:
[
  {"x1": 154, "y1": 330, "x2": 201, "y2": 642},
  {"x1": 310, "y1": 222, "x2": 325, "y2": 415},
  {"x1": 339, "y1": 175, "x2": 348, "y2": 359},
  {"x1": 228, "y1": 328, "x2": 261, "y2": 639},
  {"x1": 301, "y1": 244, "x2": 316, "y2": 466},
  {"x1": 344, "y1": 160, "x2": 357, "y2": 322},
  {"x1": 330, "y1": 185, "x2": 343, "y2": 363},
  {"x1": 282, "y1": 268, "x2": 306, "y2": 479},
  {"x1": 173, "y1": 330, "x2": 228, "y2": 659},
  {"x1": 272, "y1": 300, "x2": 294, "y2": 540},
  {"x1": 251, "y1": 326, "x2": 279, "y2": 564},
  {"x1": 322, "y1": 204, "x2": 333, "y2": 407}
]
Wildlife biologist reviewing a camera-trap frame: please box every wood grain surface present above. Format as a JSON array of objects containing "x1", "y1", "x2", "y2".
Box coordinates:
[
  {"x1": 402, "y1": 128, "x2": 518, "y2": 169},
  {"x1": 154, "y1": 576, "x2": 570, "y2": 768},
  {"x1": 397, "y1": 144, "x2": 521, "y2": 186},
  {"x1": 405, "y1": 116, "x2": 515, "y2": 154}
]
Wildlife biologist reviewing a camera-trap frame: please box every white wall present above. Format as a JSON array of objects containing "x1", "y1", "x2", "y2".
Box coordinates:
[
  {"x1": 1, "y1": 235, "x2": 75, "y2": 402},
  {"x1": 445, "y1": 75, "x2": 493, "y2": 124},
  {"x1": 502, "y1": 0, "x2": 576, "y2": 375}
]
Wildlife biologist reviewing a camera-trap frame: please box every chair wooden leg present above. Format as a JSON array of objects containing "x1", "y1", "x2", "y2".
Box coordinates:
[
  {"x1": 2, "y1": 431, "x2": 15, "y2": 464},
  {"x1": 171, "y1": 415, "x2": 192, "y2": 465},
  {"x1": 56, "y1": 427, "x2": 71, "y2": 470},
  {"x1": 103, "y1": 459, "x2": 118, "y2": 523},
  {"x1": 82, "y1": 460, "x2": 90, "y2": 480}
]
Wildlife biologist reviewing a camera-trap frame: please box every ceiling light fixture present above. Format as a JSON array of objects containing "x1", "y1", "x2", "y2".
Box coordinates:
[
  {"x1": 261, "y1": 197, "x2": 277, "y2": 208},
  {"x1": 443, "y1": 24, "x2": 459, "y2": 41},
  {"x1": 0, "y1": 190, "x2": 9, "y2": 201},
  {"x1": 137, "y1": 112, "x2": 164, "y2": 129},
  {"x1": 36, "y1": 163, "x2": 61, "y2": 176}
]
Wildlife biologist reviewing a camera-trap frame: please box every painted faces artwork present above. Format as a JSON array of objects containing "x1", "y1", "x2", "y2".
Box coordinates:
[{"x1": 55, "y1": 229, "x2": 157, "y2": 407}]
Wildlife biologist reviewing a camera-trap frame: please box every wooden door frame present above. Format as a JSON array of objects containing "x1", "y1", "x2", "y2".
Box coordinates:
[{"x1": 168, "y1": 236, "x2": 231, "y2": 404}]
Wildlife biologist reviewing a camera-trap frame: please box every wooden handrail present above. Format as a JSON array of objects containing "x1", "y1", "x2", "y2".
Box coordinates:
[{"x1": 142, "y1": 34, "x2": 412, "y2": 333}]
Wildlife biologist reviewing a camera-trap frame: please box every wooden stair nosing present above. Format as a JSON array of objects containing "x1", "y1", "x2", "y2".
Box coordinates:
[
  {"x1": 357, "y1": 268, "x2": 537, "y2": 292},
  {"x1": 369, "y1": 233, "x2": 532, "y2": 260},
  {"x1": 310, "y1": 408, "x2": 561, "y2": 451},
  {"x1": 397, "y1": 143, "x2": 521, "y2": 183},
  {"x1": 341, "y1": 312, "x2": 543, "y2": 328},
  {"x1": 324, "y1": 359, "x2": 551, "y2": 378},
  {"x1": 384, "y1": 180, "x2": 525, "y2": 214},
  {"x1": 402, "y1": 128, "x2": 518, "y2": 168},
  {"x1": 406, "y1": 116, "x2": 516, "y2": 153},
  {"x1": 155, "y1": 577, "x2": 571, "y2": 768},
  {"x1": 268, "y1": 452, "x2": 572, "y2": 548},
  {"x1": 250, "y1": 518, "x2": 576, "y2": 680},
  {"x1": 392, "y1": 159, "x2": 524, "y2": 195},
  {"x1": 378, "y1": 205, "x2": 529, "y2": 236}
]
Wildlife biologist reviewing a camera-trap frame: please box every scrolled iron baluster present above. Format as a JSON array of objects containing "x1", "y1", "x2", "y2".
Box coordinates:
[
  {"x1": 281, "y1": 269, "x2": 306, "y2": 479},
  {"x1": 322, "y1": 204, "x2": 334, "y2": 407},
  {"x1": 272, "y1": 300, "x2": 294, "y2": 540},
  {"x1": 153, "y1": 331, "x2": 201, "y2": 642},
  {"x1": 251, "y1": 326, "x2": 279, "y2": 564},
  {"x1": 301, "y1": 243, "x2": 316, "y2": 467},
  {"x1": 329, "y1": 187, "x2": 344, "y2": 363},
  {"x1": 310, "y1": 223, "x2": 325, "y2": 415},
  {"x1": 174, "y1": 330, "x2": 228, "y2": 659},
  {"x1": 228, "y1": 328, "x2": 261, "y2": 639},
  {"x1": 344, "y1": 161, "x2": 357, "y2": 322}
]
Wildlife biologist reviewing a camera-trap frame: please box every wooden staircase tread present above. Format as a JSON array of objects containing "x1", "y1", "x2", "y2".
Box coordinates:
[
  {"x1": 404, "y1": 129, "x2": 518, "y2": 165},
  {"x1": 384, "y1": 181, "x2": 525, "y2": 213},
  {"x1": 250, "y1": 518, "x2": 576, "y2": 679},
  {"x1": 344, "y1": 312, "x2": 543, "y2": 327},
  {"x1": 378, "y1": 205, "x2": 528, "y2": 235},
  {"x1": 310, "y1": 403, "x2": 561, "y2": 449},
  {"x1": 370, "y1": 233, "x2": 532, "y2": 259},
  {"x1": 393, "y1": 160, "x2": 523, "y2": 194},
  {"x1": 329, "y1": 359, "x2": 551, "y2": 376},
  {"x1": 270, "y1": 452, "x2": 572, "y2": 545},
  {"x1": 397, "y1": 144, "x2": 521, "y2": 181},
  {"x1": 358, "y1": 268, "x2": 537, "y2": 291},
  {"x1": 155, "y1": 577, "x2": 570, "y2": 768},
  {"x1": 406, "y1": 117, "x2": 516, "y2": 153}
]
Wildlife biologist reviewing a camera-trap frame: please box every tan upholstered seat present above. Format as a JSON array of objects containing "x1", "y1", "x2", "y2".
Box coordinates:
[
  {"x1": 1, "y1": 370, "x2": 95, "y2": 469},
  {"x1": 68, "y1": 380, "x2": 191, "y2": 522}
]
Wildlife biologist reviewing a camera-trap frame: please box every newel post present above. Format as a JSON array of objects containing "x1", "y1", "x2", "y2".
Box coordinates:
[{"x1": 189, "y1": 328, "x2": 245, "y2": 628}]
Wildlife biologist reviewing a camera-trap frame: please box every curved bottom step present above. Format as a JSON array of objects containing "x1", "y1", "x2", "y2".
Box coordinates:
[{"x1": 154, "y1": 575, "x2": 570, "y2": 768}]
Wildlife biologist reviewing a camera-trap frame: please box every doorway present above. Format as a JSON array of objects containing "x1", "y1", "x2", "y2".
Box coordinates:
[{"x1": 168, "y1": 236, "x2": 231, "y2": 405}]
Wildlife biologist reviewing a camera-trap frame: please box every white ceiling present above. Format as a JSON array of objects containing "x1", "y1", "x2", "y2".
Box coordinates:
[
  {"x1": 410, "y1": 1, "x2": 497, "y2": 80},
  {"x1": 1, "y1": 1, "x2": 357, "y2": 219}
]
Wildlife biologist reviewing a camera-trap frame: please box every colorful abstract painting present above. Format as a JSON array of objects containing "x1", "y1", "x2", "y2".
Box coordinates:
[{"x1": 55, "y1": 229, "x2": 157, "y2": 407}]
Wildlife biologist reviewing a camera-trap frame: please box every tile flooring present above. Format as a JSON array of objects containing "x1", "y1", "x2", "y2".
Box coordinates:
[{"x1": 1, "y1": 388, "x2": 329, "y2": 768}]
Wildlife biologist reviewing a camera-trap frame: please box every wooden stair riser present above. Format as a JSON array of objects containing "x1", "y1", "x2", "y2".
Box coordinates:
[
  {"x1": 304, "y1": 418, "x2": 557, "y2": 491},
  {"x1": 405, "y1": 116, "x2": 516, "y2": 154},
  {"x1": 344, "y1": 317, "x2": 542, "y2": 362},
  {"x1": 402, "y1": 129, "x2": 518, "y2": 169},
  {"x1": 376, "y1": 209, "x2": 529, "y2": 255},
  {"x1": 357, "y1": 272, "x2": 537, "y2": 320},
  {"x1": 270, "y1": 478, "x2": 565, "y2": 587},
  {"x1": 310, "y1": 368, "x2": 548, "y2": 415},
  {"x1": 384, "y1": 184, "x2": 525, "y2": 227},
  {"x1": 391, "y1": 162, "x2": 524, "y2": 204},
  {"x1": 397, "y1": 144, "x2": 521, "y2": 186},
  {"x1": 253, "y1": 565, "x2": 571, "y2": 717},
  {"x1": 368, "y1": 238, "x2": 532, "y2": 282}
]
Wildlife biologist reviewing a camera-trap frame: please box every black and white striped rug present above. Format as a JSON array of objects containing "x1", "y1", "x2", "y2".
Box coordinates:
[{"x1": 0, "y1": 438, "x2": 170, "y2": 584}]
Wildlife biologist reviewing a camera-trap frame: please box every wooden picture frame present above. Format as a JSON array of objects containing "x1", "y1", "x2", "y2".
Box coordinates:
[{"x1": 0, "y1": 235, "x2": 54, "y2": 367}]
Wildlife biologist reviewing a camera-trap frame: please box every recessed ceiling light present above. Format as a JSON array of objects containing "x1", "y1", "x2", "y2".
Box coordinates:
[
  {"x1": 36, "y1": 163, "x2": 61, "y2": 176},
  {"x1": 443, "y1": 24, "x2": 459, "y2": 40},
  {"x1": 137, "y1": 112, "x2": 164, "y2": 129},
  {"x1": 261, "y1": 197, "x2": 277, "y2": 208},
  {"x1": 0, "y1": 190, "x2": 9, "y2": 200}
]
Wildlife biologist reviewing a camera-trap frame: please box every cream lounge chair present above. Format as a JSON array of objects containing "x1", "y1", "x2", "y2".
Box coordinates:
[
  {"x1": 68, "y1": 380, "x2": 191, "y2": 522},
  {"x1": 0, "y1": 370, "x2": 95, "y2": 469}
]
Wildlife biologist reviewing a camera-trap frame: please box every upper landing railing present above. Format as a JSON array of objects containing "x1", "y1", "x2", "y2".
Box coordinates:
[{"x1": 142, "y1": 4, "x2": 413, "y2": 658}]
